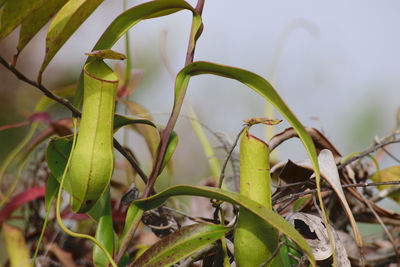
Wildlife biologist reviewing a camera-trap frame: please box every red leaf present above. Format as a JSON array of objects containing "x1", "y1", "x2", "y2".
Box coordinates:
[
  {"x1": 0, "y1": 186, "x2": 46, "y2": 223},
  {"x1": 29, "y1": 112, "x2": 52, "y2": 123},
  {"x1": 0, "y1": 120, "x2": 30, "y2": 132}
]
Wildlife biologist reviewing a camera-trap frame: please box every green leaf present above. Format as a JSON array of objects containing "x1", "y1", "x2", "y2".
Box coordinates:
[
  {"x1": 119, "y1": 203, "x2": 144, "y2": 248},
  {"x1": 0, "y1": 0, "x2": 46, "y2": 39},
  {"x1": 114, "y1": 112, "x2": 177, "y2": 176},
  {"x1": 85, "y1": 49, "x2": 126, "y2": 60},
  {"x1": 186, "y1": 103, "x2": 221, "y2": 182},
  {"x1": 45, "y1": 174, "x2": 60, "y2": 212},
  {"x1": 371, "y1": 165, "x2": 400, "y2": 202},
  {"x1": 93, "y1": 188, "x2": 115, "y2": 267},
  {"x1": 74, "y1": 0, "x2": 202, "y2": 108},
  {"x1": 169, "y1": 61, "x2": 328, "y2": 263},
  {"x1": 131, "y1": 223, "x2": 230, "y2": 267},
  {"x1": 39, "y1": 0, "x2": 104, "y2": 77},
  {"x1": 114, "y1": 114, "x2": 156, "y2": 132},
  {"x1": 16, "y1": 0, "x2": 68, "y2": 57},
  {"x1": 91, "y1": 0, "x2": 201, "y2": 53},
  {"x1": 132, "y1": 185, "x2": 315, "y2": 265},
  {"x1": 157, "y1": 129, "x2": 178, "y2": 175},
  {"x1": 123, "y1": 101, "x2": 159, "y2": 159},
  {"x1": 87, "y1": 188, "x2": 109, "y2": 222},
  {"x1": 45, "y1": 136, "x2": 74, "y2": 194},
  {"x1": 173, "y1": 61, "x2": 319, "y2": 181},
  {"x1": 0, "y1": 123, "x2": 39, "y2": 209}
]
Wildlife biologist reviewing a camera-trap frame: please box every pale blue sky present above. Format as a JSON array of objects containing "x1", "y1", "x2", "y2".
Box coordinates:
[{"x1": 9, "y1": 0, "x2": 399, "y2": 174}]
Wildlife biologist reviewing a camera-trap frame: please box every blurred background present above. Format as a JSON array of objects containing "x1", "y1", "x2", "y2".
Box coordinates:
[{"x1": 1, "y1": 0, "x2": 399, "y2": 186}]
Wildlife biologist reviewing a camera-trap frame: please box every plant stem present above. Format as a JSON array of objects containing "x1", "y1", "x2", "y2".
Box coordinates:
[
  {"x1": 143, "y1": 0, "x2": 205, "y2": 198},
  {"x1": 56, "y1": 118, "x2": 117, "y2": 267},
  {"x1": 338, "y1": 137, "x2": 400, "y2": 170},
  {"x1": 0, "y1": 56, "x2": 81, "y2": 117},
  {"x1": 117, "y1": 0, "x2": 206, "y2": 263}
]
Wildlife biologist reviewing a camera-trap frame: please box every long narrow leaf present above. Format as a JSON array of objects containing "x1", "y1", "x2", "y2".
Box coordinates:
[
  {"x1": 132, "y1": 184, "x2": 315, "y2": 265},
  {"x1": 123, "y1": 101, "x2": 159, "y2": 159},
  {"x1": 124, "y1": 100, "x2": 176, "y2": 179},
  {"x1": 16, "y1": 0, "x2": 68, "y2": 58},
  {"x1": 173, "y1": 61, "x2": 320, "y2": 181},
  {"x1": 167, "y1": 61, "x2": 329, "y2": 260},
  {"x1": 74, "y1": 0, "x2": 202, "y2": 107},
  {"x1": 91, "y1": 0, "x2": 201, "y2": 53},
  {"x1": 0, "y1": 0, "x2": 46, "y2": 39},
  {"x1": 93, "y1": 188, "x2": 115, "y2": 267},
  {"x1": 2, "y1": 223, "x2": 31, "y2": 267},
  {"x1": 186, "y1": 103, "x2": 221, "y2": 182},
  {"x1": 39, "y1": 0, "x2": 104, "y2": 77},
  {"x1": 119, "y1": 204, "x2": 144, "y2": 247},
  {"x1": 131, "y1": 223, "x2": 230, "y2": 267}
]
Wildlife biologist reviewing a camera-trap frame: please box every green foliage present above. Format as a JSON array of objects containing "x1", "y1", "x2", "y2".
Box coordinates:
[
  {"x1": 17, "y1": 0, "x2": 68, "y2": 56},
  {"x1": 235, "y1": 127, "x2": 282, "y2": 266},
  {"x1": 0, "y1": 0, "x2": 46, "y2": 39},
  {"x1": 40, "y1": 0, "x2": 104, "y2": 76},
  {"x1": 132, "y1": 184, "x2": 315, "y2": 265},
  {"x1": 131, "y1": 223, "x2": 230, "y2": 266},
  {"x1": 0, "y1": 0, "x2": 353, "y2": 266}
]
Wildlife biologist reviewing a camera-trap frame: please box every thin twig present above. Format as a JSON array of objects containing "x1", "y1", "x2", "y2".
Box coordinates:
[
  {"x1": 380, "y1": 146, "x2": 400, "y2": 164},
  {"x1": 338, "y1": 137, "x2": 400, "y2": 170},
  {"x1": 118, "y1": 0, "x2": 207, "y2": 264},
  {"x1": 113, "y1": 139, "x2": 148, "y2": 183},
  {"x1": 142, "y1": 0, "x2": 205, "y2": 198},
  {"x1": 369, "y1": 185, "x2": 400, "y2": 203},
  {"x1": 272, "y1": 180, "x2": 400, "y2": 206},
  {"x1": 0, "y1": 56, "x2": 81, "y2": 117},
  {"x1": 218, "y1": 127, "x2": 245, "y2": 189},
  {"x1": 260, "y1": 242, "x2": 283, "y2": 267},
  {"x1": 361, "y1": 193, "x2": 399, "y2": 264},
  {"x1": 162, "y1": 206, "x2": 209, "y2": 224}
]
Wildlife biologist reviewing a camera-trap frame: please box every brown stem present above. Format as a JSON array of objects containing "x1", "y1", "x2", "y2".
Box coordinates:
[
  {"x1": 116, "y1": 1, "x2": 206, "y2": 264},
  {"x1": 143, "y1": 0, "x2": 206, "y2": 198},
  {"x1": 272, "y1": 180, "x2": 400, "y2": 206},
  {"x1": 0, "y1": 56, "x2": 81, "y2": 117},
  {"x1": 338, "y1": 136, "x2": 400, "y2": 170}
]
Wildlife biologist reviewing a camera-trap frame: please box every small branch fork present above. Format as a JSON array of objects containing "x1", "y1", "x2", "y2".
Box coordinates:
[
  {"x1": 142, "y1": 0, "x2": 205, "y2": 198},
  {"x1": 116, "y1": 0, "x2": 206, "y2": 263},
  {"x1": 274, "y1": 132, "x2": 400, "y2": 265},
  {"x1": 338, "y1": 133, "x2": 400, "y2": 170},
  {"x1": 0, "y1": 55, "x2": 149, "y2": 184}
]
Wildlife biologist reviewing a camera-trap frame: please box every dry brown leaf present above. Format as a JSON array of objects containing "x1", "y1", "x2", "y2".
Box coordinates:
[
  {"x1": 2, "y1": 223, "x2": 31, "y2": 267},
  {"x1": 272, "y1": 150, "x2": 363, "y2": 250},
  {"x1": 286, "y1": 212, "x2": 351, "y2": 266},
  {"x1": 269, "y1": 127, "x2": 342, "y2": 163},
  {"x1": 46, "y1": 243, "x2": 77, "y2": 267}
]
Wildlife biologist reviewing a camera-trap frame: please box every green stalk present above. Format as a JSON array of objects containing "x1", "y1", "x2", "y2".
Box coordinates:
[
  {"x1": 123, "y1": 0, "x2": 133, "y2": 186},
  {"x1": 234, "y1": 127, "x2": 282, "y2": 266},
  {"x1": 186, "y1": 103, "x2": 221, "y2": 183},
  {"x1": 56, "y1": 118, "x2": 117, "y2": 267},
  {"x1": 0, "y1": 123, "x2": 38, "y2": 209}
]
